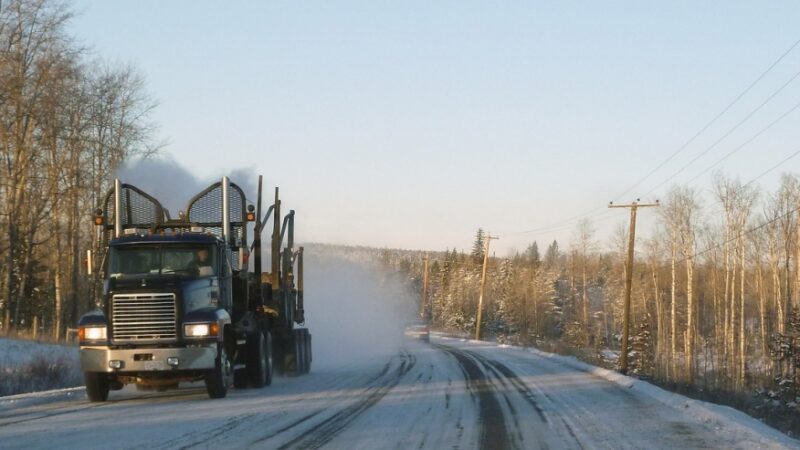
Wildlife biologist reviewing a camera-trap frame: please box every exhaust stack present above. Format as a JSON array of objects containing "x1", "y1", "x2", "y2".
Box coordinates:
[
  {"x1": 254, "y1": 176, "x2": 263, "y2": 275},
  {"x1": 114, "y1": 179, "x2": 122, "y2": 238},
  {"x1": 271, "y1": 187, "x2": 280, "y2": 296},
  {"x1": 222, "y1": 176, "x2": 230, "y2": 244}
]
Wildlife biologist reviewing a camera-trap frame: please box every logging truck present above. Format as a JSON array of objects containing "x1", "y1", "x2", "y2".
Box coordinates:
[{"x1": 77, "y1": 176, "x2": 311, "y2": 400}]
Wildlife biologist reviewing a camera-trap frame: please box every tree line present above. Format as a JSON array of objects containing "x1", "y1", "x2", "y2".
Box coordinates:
[{"x1": 0, "y1": 0, "x2": 157, "y2": 339}]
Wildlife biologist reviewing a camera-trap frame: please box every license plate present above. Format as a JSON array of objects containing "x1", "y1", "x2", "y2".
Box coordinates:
[{"x1": 144, "y1": 360, "x2": 167, "y2": 371}]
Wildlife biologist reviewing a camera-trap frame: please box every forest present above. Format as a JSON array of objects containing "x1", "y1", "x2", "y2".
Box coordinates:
[{"x1": 0, "y1": 0, "x2": 157, "y2": 339}]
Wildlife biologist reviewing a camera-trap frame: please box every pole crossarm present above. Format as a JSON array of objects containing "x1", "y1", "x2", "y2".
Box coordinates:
[{"x1": 608, "y1": 202, "x2": 661, "y2": 209}]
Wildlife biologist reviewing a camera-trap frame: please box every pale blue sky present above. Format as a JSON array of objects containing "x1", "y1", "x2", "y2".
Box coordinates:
[{"x1": 72, "y1": 1, "x2": 800, "y2": 254}]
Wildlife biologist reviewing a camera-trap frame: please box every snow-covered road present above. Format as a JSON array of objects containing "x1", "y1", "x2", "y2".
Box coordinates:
[{"x1": 1, "y1": 336, "x2": 797, "y2": 450}]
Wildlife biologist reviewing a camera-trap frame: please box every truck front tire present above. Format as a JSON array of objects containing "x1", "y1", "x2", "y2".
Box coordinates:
[
  {"x1": 84, "y1": 372, "x2": 110, "y2": 402},
  {"x1": 205, "y1": 343, "x2": 233, "y2": 399}
]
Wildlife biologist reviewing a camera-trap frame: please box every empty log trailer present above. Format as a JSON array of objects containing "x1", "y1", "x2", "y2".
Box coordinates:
[{"x1": 77, "y1": 176, "x2": 311, "y2": 400}]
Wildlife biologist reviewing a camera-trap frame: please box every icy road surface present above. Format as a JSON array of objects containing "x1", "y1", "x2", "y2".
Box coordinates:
[{"x1": 1, "y1": 337, "x2": 797, "y2": 450}]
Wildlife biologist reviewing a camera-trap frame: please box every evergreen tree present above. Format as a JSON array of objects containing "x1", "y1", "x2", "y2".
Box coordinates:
[
  {"x1": 544, "y1": 240, "x2": 560, "y2": 267},
  {"x1": 471, "y1": 228, "x2": 485, "y2": 264},
  {"x1": 525, "y1": 241, "x2": 541, "y2": 269},
  {"x1": 489, "y1": 258, "x2": 514, "y2": 340},
  {"x1": 771, "y1": 308, "x2": 800, "y2": 401},
  {"x1": 630, "y1": 319, "x2": 654, "y2": 377}
]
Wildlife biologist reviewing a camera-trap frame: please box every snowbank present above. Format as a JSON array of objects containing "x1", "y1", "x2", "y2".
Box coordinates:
[{"x1": 0, "y1": 337, "x2": 82, "y2": 397}]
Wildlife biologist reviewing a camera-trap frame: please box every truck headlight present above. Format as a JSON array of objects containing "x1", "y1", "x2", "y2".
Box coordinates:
[
  {"x1": 184, "y1": 323, "x2": 219, "y2": 338},
  {"x1": 79, "y1": 326, "x2": 107, "y2": 341}
]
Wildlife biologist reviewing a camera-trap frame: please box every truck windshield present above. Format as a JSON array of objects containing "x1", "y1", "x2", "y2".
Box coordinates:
[{"x1": 108, "y1": 244, "x2": 217, "y2": 278}]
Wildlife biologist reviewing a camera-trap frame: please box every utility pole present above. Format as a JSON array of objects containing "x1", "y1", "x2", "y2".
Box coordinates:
[
  {"x1": 475, "y1": 234, "x2": 499, "y2": 341},
  {"x1": 609, "y1": 200, "x2": 659, "y2": 374},
  {"x1": 421, "y1": 254, "x2": 429, "y2": 319}
]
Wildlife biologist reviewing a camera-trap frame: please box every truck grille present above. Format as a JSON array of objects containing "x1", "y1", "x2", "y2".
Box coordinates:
[{"x1": 111, "y1": 293, "x2": 177, "y2": 342}]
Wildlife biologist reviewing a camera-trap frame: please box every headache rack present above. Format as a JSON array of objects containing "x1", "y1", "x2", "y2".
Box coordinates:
[{"x1": 98, "y1": 178, "x2": 249, "y2": 270}]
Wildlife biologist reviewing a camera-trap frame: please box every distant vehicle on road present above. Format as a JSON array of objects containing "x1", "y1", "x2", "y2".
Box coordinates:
[{"x1": 404, "y1": 320, "x2": 430, "y2": 343}]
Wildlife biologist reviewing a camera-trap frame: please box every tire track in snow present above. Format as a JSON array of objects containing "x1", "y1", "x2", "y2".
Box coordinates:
[
  {"x1": 469, "y1": 354, "x2": 547, "y2": 421},
  {"x1": 465, "y1": 349, "x2": 585, "y2": 450},
  {"x1": 245, "y1": 358, "x2": 399, "y2": 446},
  {"x1": 269, "y1": 351, "x2": 416, "y2": 450},
  {"x1": 0, "y1": 389, "x2": 204, "y2": 429},
  {"x1": 154, "y1": 358, "x2": 400, "y2": 449},
  {"x1": 498, "y1": 355, "x2": 592, "y2": 447},
  {"x1": 434, "y1": 344, "x2": 515, "y2": 450},
  {"x1": 167, "y1": 413, "x2": 260, "y2": 450}
]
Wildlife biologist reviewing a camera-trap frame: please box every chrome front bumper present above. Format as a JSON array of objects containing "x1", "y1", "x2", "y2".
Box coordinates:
[{"x1": 80, "y1": 346, "x2": 216, "y2": 373}]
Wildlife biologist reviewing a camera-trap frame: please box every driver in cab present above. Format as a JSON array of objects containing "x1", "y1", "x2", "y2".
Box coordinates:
[{"x1": 189, "y1": 249, "x2": 214, "y2": 277}]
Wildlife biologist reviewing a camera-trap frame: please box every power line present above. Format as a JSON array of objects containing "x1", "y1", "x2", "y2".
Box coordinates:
[
  {"x1": 503, "y1": 206, "x2": 607, "y2": 236},
  {"x1": 508, "y1": 143, "x2": 799, "y2": 247},
  {"x1": 534, "y1": 211, "x2": 619, "y2": 235},
  {"x1": 669, "y1": 144, "x2": 800, "y2": 264},
  {"x1": 613, "y1": 36, "x2": 800, "y2": 202},
  {"x1": 680, "y1": 203, "x2": 799, "y2": 264},
  {"x1": 501, "y1": 37, "x2": 800, "y2": 240},
  {"x1": 680, "y1": 98, "x2": 800, "y2": 187},
  {"x1": 743, "y1": 147, "x2": 800, "y2": 187},
  {"x1": 502, "y1": 208, "x2": 624, "y2": 238},
  {"x1": 505, "y1": 141, "x2": 798, "y2": 243},
  {"x1": 644, "y1": 64, "x2": 800, "y2": 196}
]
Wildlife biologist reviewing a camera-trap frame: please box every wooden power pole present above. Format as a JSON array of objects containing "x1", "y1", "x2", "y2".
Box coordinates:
[
  {"x1": 609, "y1": 200, "x2": 658, "y2": 374},
  {"x1": 421, "y1": 254, "x2": 429, "y2": 319},
  {"x1": 475, "y1": 234, "x2": 499, "y2": 341}
]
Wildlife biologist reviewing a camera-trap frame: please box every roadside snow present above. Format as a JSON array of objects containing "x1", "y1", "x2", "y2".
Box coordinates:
[
  {"x1": 0, "y1": 386, "x2": 85, "y2": 411},
  {"x1": 442, "y1": 336, "x2": 799, "y2": 448},
  {"x1": 0, "y1": 337, "x2": 82, "y2": 397}
]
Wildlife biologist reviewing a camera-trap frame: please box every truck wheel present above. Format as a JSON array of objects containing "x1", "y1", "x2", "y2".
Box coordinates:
[
  {"x1": 304, "y1": 331, "x2": 312, "y2": 374},
  {"x1": 296, "y1": 332, "x2": 306, "y2": 375},
  {"x1": 284, "y1": 335, "x2": 300, "y2": 377},
  {"x1": 264, "y1": 332, "x2": 274, "y2": 386},
  {"x1": 247, "y1": 331, "x2": 273, "y2": 388},
  {"x1": 300, "y1": 330, "x2": 311, "y2": 375},
  {"x1": 84, "y1": 372, "x2": 109, "y2": 402},
  {"x1": 205, "y1": 343, "x2": 233, "y2": 399},
  {"x1": 295, "y1": 329, "x2": 311, "y2": 375}
]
